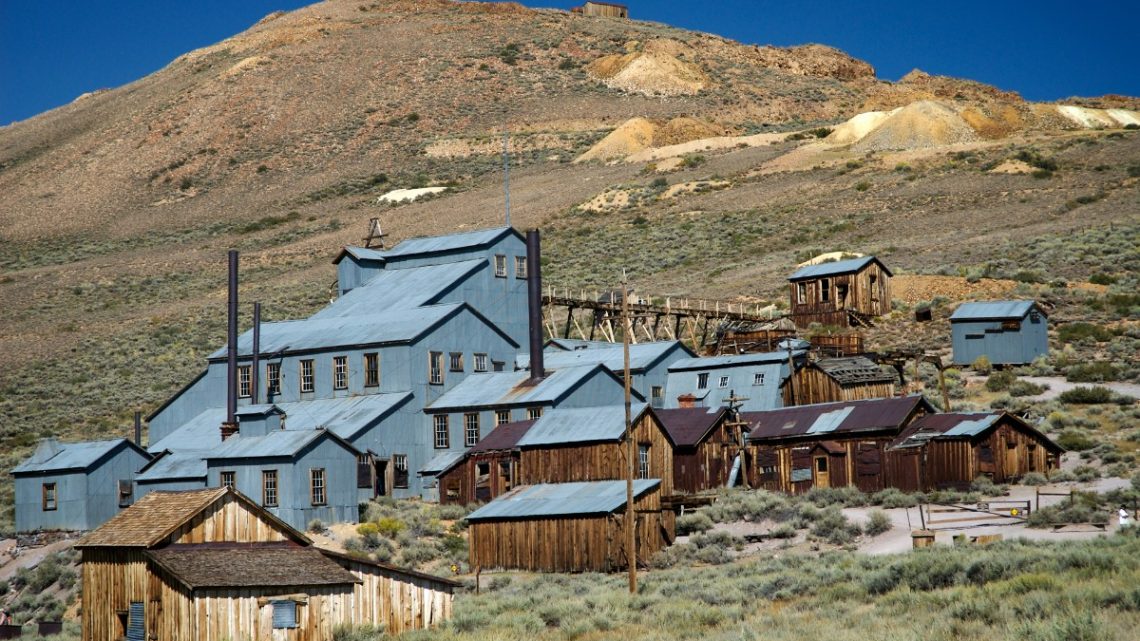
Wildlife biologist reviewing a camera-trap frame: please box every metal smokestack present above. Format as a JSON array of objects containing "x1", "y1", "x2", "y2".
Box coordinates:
[
  {"x1": 222, "y1": 250, "x2": 239, "y2": 441},
  {"x1": 133, "y1": 411, "x2": 142, "y2": 446},
  {"x1": 251, "y1": 302, "x2": 261, "y2": 405},
  {"x1": 526, "y1": 230, "x2": 544, "y2": 383}
]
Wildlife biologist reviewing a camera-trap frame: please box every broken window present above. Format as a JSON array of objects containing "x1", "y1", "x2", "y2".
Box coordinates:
[
  {"x1": 449, "y1": 352, "x2": 464, "y2": 372},
  {"x1": 494, "y1": 254, "x2": 507, "y2": 277},
  {"x1": 496, "y1": 409, "x2": 511, "y2": 425},
  {"x1": 638, "y1": 443, "x2": 651, "y2": 479},
  {"x1": 796, "y1": 282, "x2": 807, "y2": 305},
  {"x1": 429, "y1": 352, "x2": 443, "y2": 384},
  {"x1": 474, "y1": 353, "x2": 489, "y2": 372},
  {"x1": 697, "y1": 373, "x2": 709, "y2": 389},
  {"x1": 42, "y1": 483, "x2": 57, "y2": 511},
  {"x1": 393, "y1": 454, "x2": 408, "y2": 488},
  {"x1": 820, "y1": 278, "x2": 831, "y2": 302},
  {"x1": 515, "y1": 255, "x2": 527, "y2": 279},
  {"x1": 363, "y1": 353, "x2": 379, "y2": 387}
]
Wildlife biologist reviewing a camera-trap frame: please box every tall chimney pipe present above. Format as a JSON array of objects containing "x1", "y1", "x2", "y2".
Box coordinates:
[
  {"x1": 251, "y1": 302, "x2": 261, "y2": 405},
  {"x1": 526, "y1": 230, "x2": 544, "y2": 383},
  {"x1": 222, "y1": 250, "x2": 239, "y2": 440},
  {"x1": 133, "y1": 411, "x2": 142, "y2": 446}
]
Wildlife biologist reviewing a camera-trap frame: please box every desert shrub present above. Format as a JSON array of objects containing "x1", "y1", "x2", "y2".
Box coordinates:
[
  {"x1": 1065, "y1": 363, "x2": 1119, "y2": 383},
  {"x1": 375, "y1": 516, "x2": 407, "y2": 537},
  {"x1": 679, "y1": 154, "x2": 705, "y2": 169},
  {"x1": 1073, "y1": 465, "x2": 1101, "y2": 482},
  {"x1": 1059, "y1": 386, "x2": 1115, "y2": 404},
  {"x1": 865, "y1": 509, "x2": 892, "y2": 535},
  {"x1": 333, "y1": 624, "x2": 385, "y2": 641},
  {"x1": 809, "y1": 508, "x2": 861, "y2": 545},
  {"x1": 871, "y1": 488, "x2": 920, "y2": 508},
  {"x1": 1021, "y1": 472, "x2": 1049, "y2": 486},
  {"x1": 1057, "y1": 429, "x2": 1096, "y2": 451},
  {"x1": 770, "y1": 523, "x2": 797, "y2": 539},
  {"x1": 986, "y1": 370, "x2": 1016, "y2": 392},
  {"x1": 307, "y1": 519, "x2": 326, "y2": 534},
  {"x1": 972, "y1": 355, "x2": 992, "y2": 375},
  {"x1": 971, "y1": 475, "x2": 1007, "y2": 497},
  {"x1": 854, "y1": 181, "x2": 871, "y2": 192},
  {"x1": 1058, "y1": 322, "x2": 1114, "y2": 343},
  {"x1": 803, "y1": 485, "x2": 867, "y2": 507},
  {"x1": 1009, "y1": 380, "x2": 1047, "y2": 397},
  {"x1": 676, "y1": 512, "x2": 714, "y2": 535},
  {"x1": 1050, "y1": 470, "x2": 1076, "y2": 482}
]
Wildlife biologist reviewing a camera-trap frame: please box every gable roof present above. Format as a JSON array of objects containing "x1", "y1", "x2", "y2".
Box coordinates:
[
  {"x1": 516, "y1": 404, "x2": 651, "y2": 447},
  {"x1": 465, "y1": 480, "x2": 660, "y2": 521},
  {"x1": 205, "y1": 428, "x2": 358, "y2": 461},
  {"x1": 950, "y1": 300, "x2": 1041, "y2": 322},
  {"x1": 655, "y1": 407, "x2": 730, "y2": 448},
  {"x1": 788, "y1": 256, "x2": 891, "y2": 281},
  {"x1": 12, "y1": 438, "x2": 150, "y2": 475},
  {"x1": 426, "y1": 364, "x2": 641, "y2": 412},
  {"x1": 76, "y1": 487, "x2": 308, "y2": 548},
  {"x1": 889, "y1": 411, "x2": 1063, "y2": 452},
  {"x1": 419, "y1": 451, "x2": 467, "y2": 477},
  {"x1": 469, "y1": 419, "x2": 536, "y2": 453},
  {"x1": 518, "y1": 340, "x2": 692, "y2": 373},
  {"x1": 811, "y1": 357, "x2": 897, "y2": 385},
  {"x1": 336, "y1": 227, "x2": 520, "y2": 265},
  {"x1": 146, "y1": 546, "x2": 360, "y2": 590},
  {"x1": 745, "y1": 395, "x2": 932, "y2": 442},
  {"x1": 135, "y1": 450, "x2": 209, "y2": 483},
  {"x1": 668, "y1": 350, "x2": 802, "y2": 372},
  {"x1": 312, "y1": 259, "x2": 486, "y2": 318}
]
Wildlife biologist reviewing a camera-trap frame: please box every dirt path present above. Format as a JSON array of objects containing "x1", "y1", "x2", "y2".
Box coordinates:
[{"x1": 964, "y1": 375, "x2": 1140, "y2": 401}]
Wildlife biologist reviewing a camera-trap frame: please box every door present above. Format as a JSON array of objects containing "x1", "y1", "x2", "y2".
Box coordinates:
[
  {"x1": 374, "y1": 459, "x2": 388, "y2": 496},
  {"x1": 814, "y1": 456, "x2": 830, "y2": 488}
]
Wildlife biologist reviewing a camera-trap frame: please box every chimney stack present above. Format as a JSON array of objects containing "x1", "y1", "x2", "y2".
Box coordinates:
[
  {"x1": 251, "y1": 302, "x2": 261, "y2": 405},
  {"x1": 526, "y1": 230, "x2": 544, "y2": 383},
  {"x1": 134, "y1": 411, "x2": 142, "y2": 446},
  {"x1": 677, "y1": 393, "x2": 697, "y2": 409},
  {"x1": 222, "y1": 250, "x2": 239, "y2": 441}
]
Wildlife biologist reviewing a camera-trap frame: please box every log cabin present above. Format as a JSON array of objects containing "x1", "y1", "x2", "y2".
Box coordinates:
[
  {"x1": 744, "y1": 395, "x2": 935, "y2": 494},
  {"x1": 787, "y1": 256, "x2": 892, "y2": 328},
  {"x1": 467, "y1": 480, "x2": 664, "y2": 572},
  {"x1": 76, "y1": 487, "x2": 456, "y2": 641},
  {"x1": 656, "y1": 408, "x2": 737, "y2": 494},
  {"x1": 786, "y1": 356, "x2": 898, "y2": 405},
  {"x1": 885, "y1": 412, "x2": 1064, "y2": 491}
]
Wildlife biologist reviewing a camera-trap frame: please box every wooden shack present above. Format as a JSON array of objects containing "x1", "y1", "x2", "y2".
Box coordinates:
[
  {"x1": 787, "y1": 256, "x2": 892, "y2": 328},
  {"x1": 434, "y1": 419, "x2": 535, "y2": 505},
  {"x1": 885, "y1": 412, "x2": 1064, "y2": 491},
  {"x1": 467, "y1": 480, "x2": 665, "y2": 572},
  {"x1": 787, "y1": 356, "x2": 897, "y2": 405},
  {"x1": 572, "y1": 1, "x2": 629, "y2": 18},
  {"x1": 76, "y1": 487, "x2": 455, "y2": 641},
  {"x1": 656, "y1": 408, "x2": 737, "y2": 494},
  {"x1": 744, "y1": 396, "x2": 934, "y2": 493}
]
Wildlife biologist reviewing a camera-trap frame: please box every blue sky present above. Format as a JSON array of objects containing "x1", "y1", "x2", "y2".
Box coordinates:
[{"x1": 1, "y1": 0, "x2": 1135, "y2": 126}]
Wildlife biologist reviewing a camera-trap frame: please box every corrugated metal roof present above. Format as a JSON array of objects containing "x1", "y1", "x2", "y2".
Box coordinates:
[
  {"x1": 312, "y1": 259, "x2": 485, "y2": 319},
  {"x1": 546, "y1": 339, "x2": 615, "y2": 351},
  {"x1": 468, "y1": 420, "x2": 535, "y2": 453},
  {"x1": 518, "y1": 341, "x2": 688, "y2": 372},
  {"x1": 668, "y1": 350, "x2": 802, "y2": 372},
  {"x1": 12, "y1": 439, "x2": 136, "y2": 474},
  {"x1": 943, "y1": 414, "x2": 1002, "y2": 437},
  {"x1": 656, "y1": 407, "x2": 728, "y2": 447},
  {"x1": 745, "y1": 395, "x2": 931, "y2": 441},
  {"x1": 813, "y1": 357, "x2": 897, "y2": 385},
  {"x1": 206, "y1": 429, "x2": 349, "y2": 460},
  {"x1": 374, "y1": 227, "x2": 514, "y2": 259},
  {"x1": 146, "y1": 546, "x2": 360, "y2": 589},
  {"x1": 788, "y1": 256, "x2": 889, "y2": 281},
  {"x1": 516, "y1": 404, "x2": 648, "y2": 447},
  {"x1": 419, "y1": 451, "x2": 466, "y2": 476},
  {"x1": 135, "y1": 451, "x2": 209, "y2": 482},
  {"x1": 340, "y1": 246, "x2": 388, "y2": 262},
  {"x1": 465, "y1": 480, "x2": 660, "y2": 521},
  {"x1": 208, "y1": 303, "x2": 466, "y2": 359},
  {"x1": 889, "y1": 412, "x2": 1063, "y2": 452},
  {"x1": 950, "y1": 300, "x2": 1037, "y2": 321},
  {"x1": 427, "y1": 364, "x2": 622, "y2": 411}
]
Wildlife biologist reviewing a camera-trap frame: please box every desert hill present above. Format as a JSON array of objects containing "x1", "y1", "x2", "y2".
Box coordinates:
[{"x1": 0, "y1": 0, "x2": 1138, "y2": 528}]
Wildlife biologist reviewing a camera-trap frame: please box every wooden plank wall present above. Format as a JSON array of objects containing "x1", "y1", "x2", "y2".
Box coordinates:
[
  {"x1": 170, "y1": 496, "x2": 295, "y2": 544},
  {"x1": 787, "y1": 368, "x2": 896, "y2": 406},
  {"x1": 748, "y1": 437, "x2": 895, "y2": 493},
  {"x1": 438, "y1": 452, "x2": 517, "y2": 506},
  {"x1": 788, "y1": 263, "x2": 891, "y2": 328},
  {"x1": 81, "y1": 550, "x2": 149, "y2": 641},
  {"x1": 673, "y1": 419, "x2": 737, "y2": 494},
  {"x1": 518, "y1": 414, "x2": 674, "y2": 496},
  {"x1": 326, "y1": 559, "x2": 453, "y2": 635}
]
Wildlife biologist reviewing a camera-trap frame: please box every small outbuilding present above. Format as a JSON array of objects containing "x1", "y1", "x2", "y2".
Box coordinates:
[
  {"x1": 656, "y1": 408, "x2": 737, "y2": 494},
  {"x1": 788, "y1": 356, "x2": 897, "y2": 405},
  {"x1": 950, "y1": 300, "x2": 1048, "y2": 366},
  {"x1": 885, "y1": 412, "x2": 1064, "y2": 491},
  {"x1": 432, "y1": 419, "x2": 535, "y2": 505},
  {"x1": 467, "y1": 480, "x2": 665, "y2": 572},
  {"x1": 787, "y1": 256, "x2": 892, "y2": 328},
  {"x1": 572, "y1": 1, "x2": 629, "y2": 18},
  {"x1": 77, "y1": 487, "x2": 456, "y2": 641},
  {"x1": 11, "y1": 438, "x2": 152, "y2": 533}
]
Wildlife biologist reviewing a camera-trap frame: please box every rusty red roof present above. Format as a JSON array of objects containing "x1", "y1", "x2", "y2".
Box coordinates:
[
  {"x1": 655, "y1": 408, "x2": 728, "y2": 448},
  {"x1": 745, "y1": 395, "x2": 933, "y2": 442},
  {"x1": 469, "y1": 420, "x2": 536, "y2": 454}
]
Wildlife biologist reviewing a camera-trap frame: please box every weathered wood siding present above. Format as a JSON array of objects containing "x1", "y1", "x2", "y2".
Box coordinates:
[
  {"x1": 332, "y1": 557, "x2": 454, "y2": 634},
  {"x1": 169, "y1": 494, "x2": 295, "y2": 544},
  {"x1": 81, "y1": 550, "x2": 149, "y2": 641},
  {"x1": 748, "y1": 437, "x2": 895, "y2": 493},
  {"x1": 469, "y1": 489, "x2": 666, "y2": 572},
  {"x1": 673, "y1": 421, "x2": 737, "y2": 494},
  {"x1": 789, "y1": 262, "x2": 891, "y2": 328},
  {"x1": 786, "y1": 368, "x2": 896, "y2": 405},
  {"x1": 518, "y1": 414, "x2": 674, "y2": 496},
  {"x1": 438, "y1": 451, "x2": 517, "y2": 506},
  {"x1": 581, "y1": 1, "x2": 628, "y2": 18}
]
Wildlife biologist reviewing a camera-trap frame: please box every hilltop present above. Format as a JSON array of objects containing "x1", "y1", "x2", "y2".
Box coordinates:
[{"x1": 0, "y1": 0, "x2": 1138, "y2": 528}]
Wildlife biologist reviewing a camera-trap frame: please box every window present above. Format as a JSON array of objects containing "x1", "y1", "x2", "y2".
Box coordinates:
[
  {"x1": 492, "y1": 360, "x2": 505, "y2": 372},
  {"x1": 697, "y1": 373, "x2": 709, "y2": 389},
  {"x1": 753, "y1": 372, "x2": 765, "y2": 386},
  {"x1": 271, "y1": 601, "x2": 297, "y2": 629},
  {"x1": 310, "y1": 469, "x2": 326, "y2": 506},
  {"x1": 266, "y1": 362, "x2": 281, "y2": 396},
  {"x1": 796, "y1": 282, "x2": 807, "y2": 305},
  {"x1": 1030, "y1": 311, "x2": 1041, "y2": 324},
  {"x1": 494, "y1": 254, "x2": 507, "y2": 277},
  {"x1": 262, "y1": 470, "x2": 278, "y2": 507},
  {"x1": 869, "y1": 274, "x2": 879, "y2": 301},
  {"x1": 1001, "y1": 320, "x2": 1021, "y2": 331},
  {"x1": 299, "y1": 360, "x2": 315, "y2": 393},
  {"x1": 718, "y1": 375, "x2": 730, "y2": 388},
  {"x1": 118, "y1": 480, "x2": 133, "y2": 508},
  {"x1": 238, "y1": 365, "x2": 252, "y2": 398},
  {"x1": 474, "y1": 353, "x2": 489, "y2": 372},
  {"x1": 393, "y1": 454, "x2": 408, "y2": 488},
  {"x1": 364, "y1": 353, "x2": 379, "y2": 387},
  {"x1": 638, "y1": 444, "x2": 651, "y2": 479},
  {"x1": 449, "y1": 352, "x2": 464, "y2": 372},
  {"x1": 357, "y1": 454, "x2": 373, "y2": 489},
  {"x1": 429, "y1": 352, "x2": 443, "y2": 384},
  {"x1": 465, "y1": 413, "x2": 480, "y2": 447},
  {"x1": 220, "y1": 471, "x2": 235, "y2": 489},
  {"x1": 820, "y1": 278, "x2": 831, "y2": 302},
  {"x1": 42, "y1": 483, "x2": 57, "y2": 511},
  {"x1": 433, "y1": 415, "x2": 450, "y2": 449},
  {"x1": 816, "y1": 457, "x2": 828, "y2": 473},
  {"x1": 333, "y1": 355, "x2": 348, "y2": 390},
  {"x1": 527, "y1": 406, "x2": 543, "y2": 420},
  {"x1": 515, "y1": 255, "x2": 527, "y2": 279},
  {"x1": 496, "y1": 409, "x2": 511, "y2": 425},
  {"x1": 650, "y1": 386, "x2": 664, "y2": 408}
]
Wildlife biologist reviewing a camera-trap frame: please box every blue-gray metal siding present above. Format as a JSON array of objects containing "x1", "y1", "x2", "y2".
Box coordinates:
[
  {"x1": 664, "y1": 361, "x2": 790, "y2": 411},
  {"x1": 951, "y1": 314, "x2": 1047, "y2": 365},
  {"x1": 14, "y1": 446, "x2": 151, "y2": 532}
]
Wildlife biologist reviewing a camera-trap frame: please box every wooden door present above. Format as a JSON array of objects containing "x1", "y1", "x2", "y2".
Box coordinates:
[{"x1": 814, "y1": 456, "x2": 830, "y2": 488}]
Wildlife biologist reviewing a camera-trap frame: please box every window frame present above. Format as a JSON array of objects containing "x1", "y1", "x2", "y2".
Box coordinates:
[
  {"x1": 515, "y1": 255, "x2": 528, "y2": 279},
  {"x1": 220, "y1": 471, "x2": 236, "y2": 489},
  {"x1": 262, "y1": 470, "x2": 279, "y2": 507},
  {"x1": 299, "y1": 359, "x2": 315, "y2": 393},
  {"x1": 753, "y1": 372, "x2": 765, "y2": 386},
  {"x1": 42, "y1": 483, "x2": 57, "y2": 511},
  {"x1": 718, "y1": 375, "x2": 730, "y2": 389},
  {"x1": 494, "y1": 254, "x2": 507, "y2": 278},
  {"x1": 527, "y1": 406, "x2": 543, "y2": 420},
  {"x1": 266, "y1": 362, "x2": 281, "y2": 396},
  {"x1": 393, "y1": 454, "x2": 409, "y2": 489},
  {"x1": 464, "y1": 412, "x2": 480, "y2": 447},
  {"x1": 310, "y1": 468, "x2": 327, "y2": 506},
  {"x1": 271, "y1": 600, "x2": 298, "y2": 630},
  {"x1": 363, "y1": 352, "x2": 379, "y2": 388},
  {"x1": 332, "y1": 355, "x2": 349, "y2": 390},
  {"x1": 473, "y1": 353, "x2": 489, "y2": 372},
  {"x1": 697, "y1": 373, "x2": 709, "y2": 390},
  {"x1": 449, "y1": 352, "x2": 464, "y2": 373},
  {"x1": 238, "y1": 365, "x2": 252, "y2": 398},
  {"x1": 495, "y1": 409, "x2": 511, "y2": 426},
  {"x1": 796, "y1": 281, "x2": 807, "y2": 305},
  {"x1": 433, "y1": 415, "x2": 450, "y2": 449},
  {"x1": 638, "y1": 443, "x2": 651, "y2": 479},
  {"x1": 650, "y1": 386, "x2": 664, "y2": 407},
  {"x1": 820, "y1": 278, "x2": 831, "y2": 303},
  {"x1": 429, "y1": 352, "x2": 444, "y2": 385}
]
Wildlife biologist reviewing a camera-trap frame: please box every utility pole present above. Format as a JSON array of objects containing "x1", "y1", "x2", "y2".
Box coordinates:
[{"x1": 622, "y1": 270, "x2": 636, "y2": 594}]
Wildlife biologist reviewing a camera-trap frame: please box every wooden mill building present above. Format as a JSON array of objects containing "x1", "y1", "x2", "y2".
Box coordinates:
[
  {"x1": 885, "y1": 412, "x2": 1063, "y2": 491},
  {"x1": 787, "y1": 256, "x2": 892, "y2": 328},
  {"x1": 787, "y1": 356, "x2": 898, "y2": 405},
  {"x1": 467, "y1": 480, "x2": 663, "y2": 572},
  {"x1": 744, "y1": 395, "x2": 934, "y2": 493},
  {"x1": 76, "y1": 487, "x2": 456, "y2": 641},
  {"x1": 950, "y1": 300, "x2": 1048, "y2": 366},
  {"x1": 656, "y1": 408, "x2": 737, "y2": 494},
  {"x1": 572, "y1": 1, "x2": 629, "y2": 18}
]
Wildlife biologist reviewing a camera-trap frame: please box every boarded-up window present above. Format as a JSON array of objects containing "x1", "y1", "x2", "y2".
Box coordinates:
[
  {"x1": 393, "y1": 454, "x2": 408, "y2": 488},
  {"x1": 363, "y1": 353, "x2": 379, "y2": 387},
  {"x1": 357, "y1": 455, "x2": 372, "y2": 489},
  {"x1": 127, "y1": 602, "x2": 145, "y2": 641},
  {"x1": 856, "y1": 443, "x2": 881, "y2": 476},
  {"x1": 791, "y1": 446, "x2": 812, "y2": 483},
  {"x1": 272, "y1": 601, "x2": 297, "y2": 629}
]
